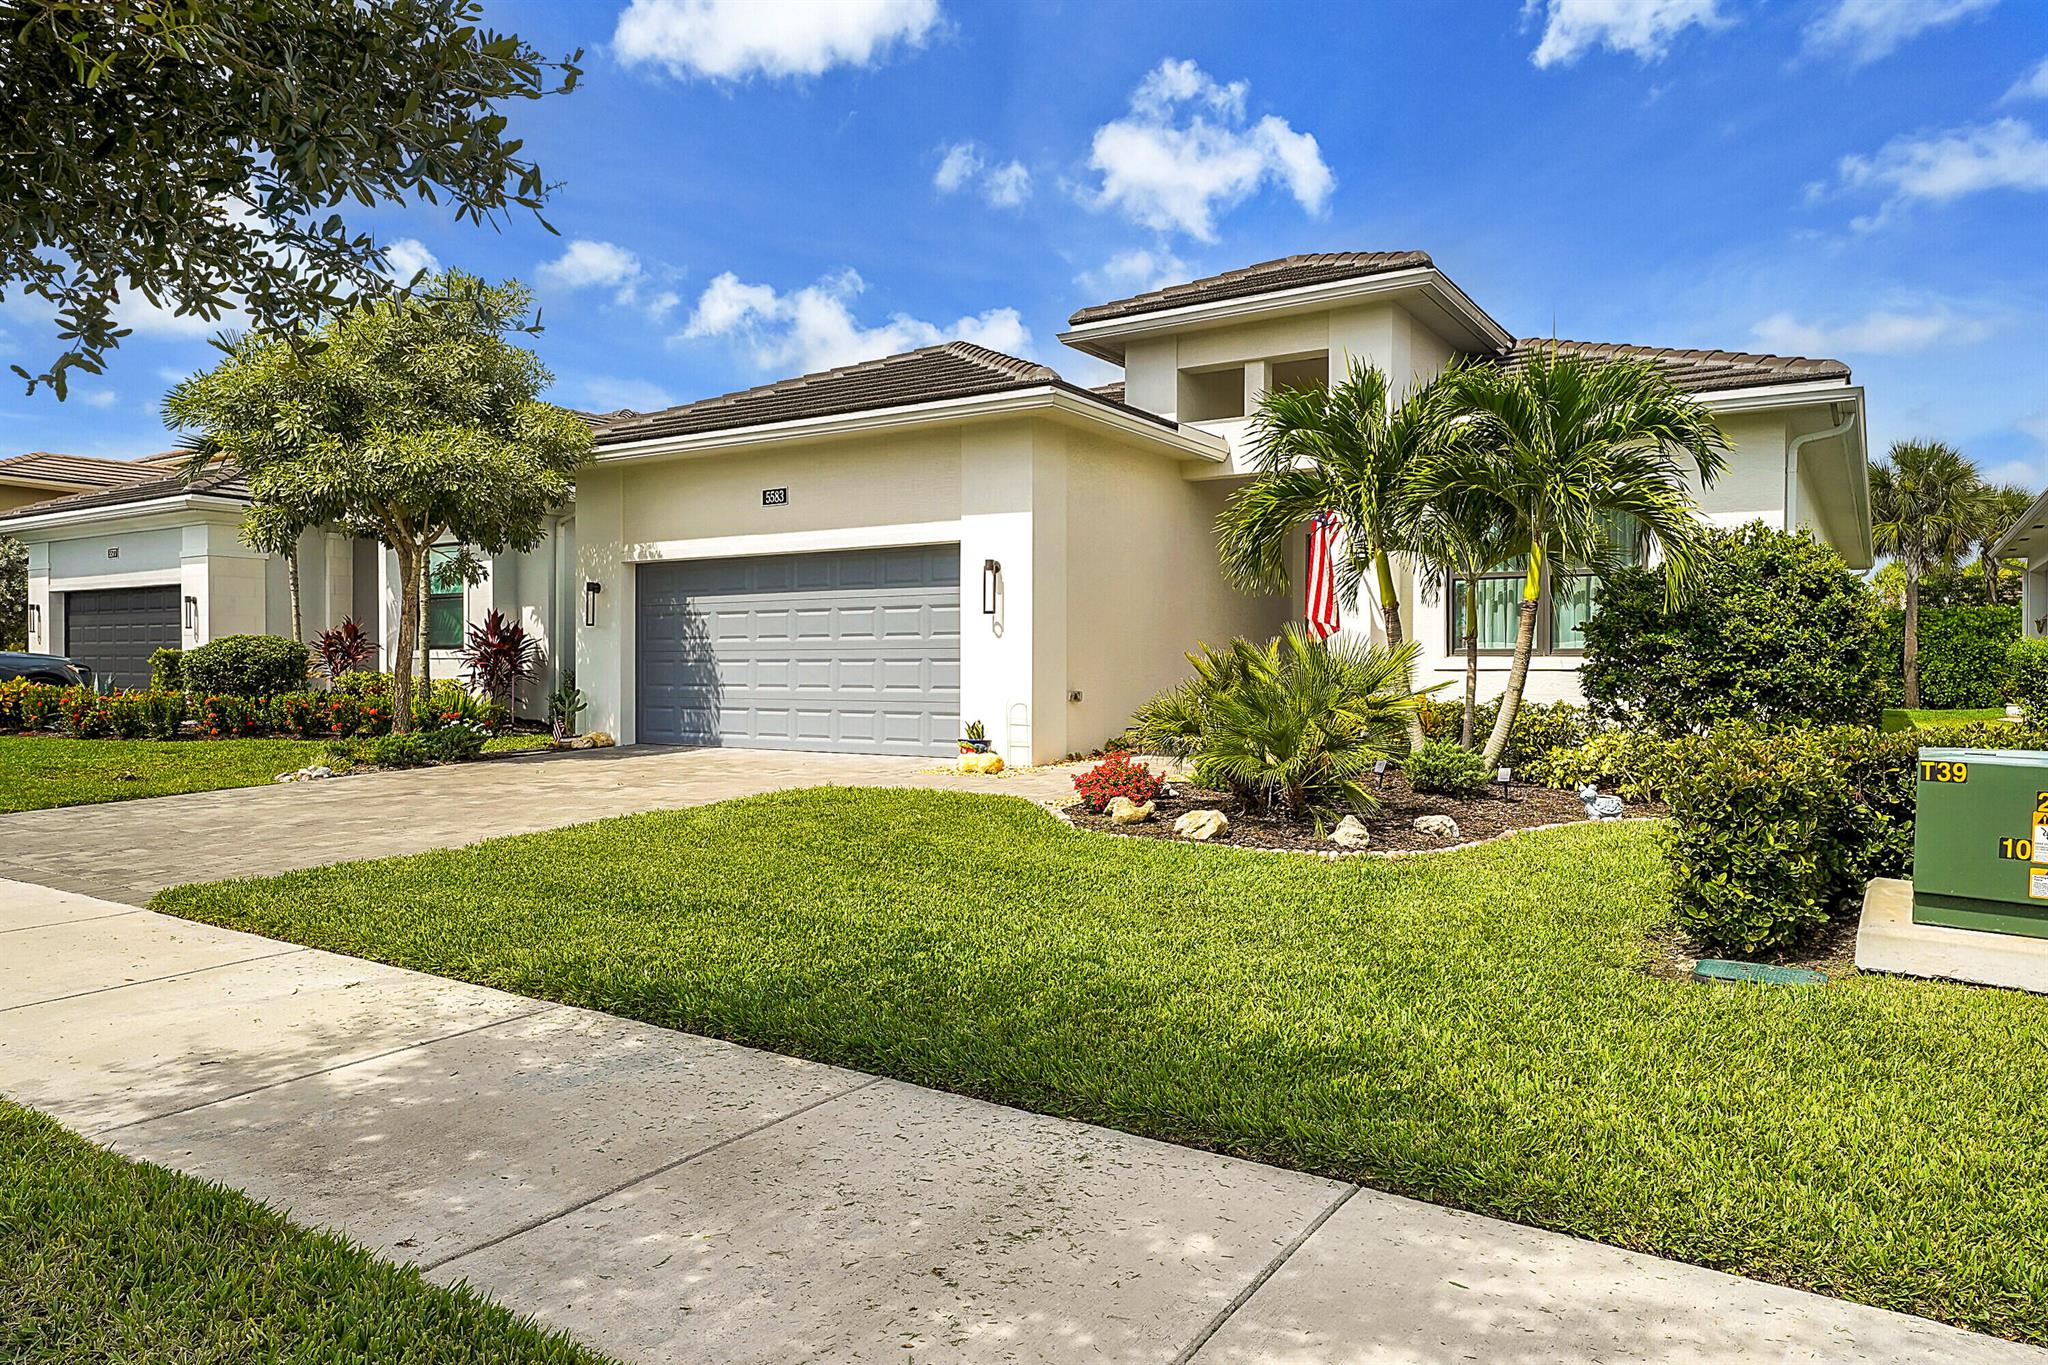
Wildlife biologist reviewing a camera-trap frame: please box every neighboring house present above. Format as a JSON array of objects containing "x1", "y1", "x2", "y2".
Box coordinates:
[
  {"x1": 1991, "y1": 492, "x2": 2048, "y2": 637},
  {"x1": 0, "y1": 449, "x2": 179, "y2": 513},
  {"x1": 0, "y1": 251, "x2": 1873, "y2": 753}
]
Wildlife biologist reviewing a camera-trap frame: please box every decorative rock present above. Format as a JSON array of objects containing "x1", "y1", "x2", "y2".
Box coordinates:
[
  {"x1": 1173, "y1": 808, "x2": 1230, "y2": 841},
  {"x1": 1328, "y1": 815, "x2": 1371, "y2": 849},
  {"x1": 1577, "y1": 784, "x2": 1626, "y2": 821},
  {"x1": 1413, "y1": 814, "x2": 1461, "y2": 840},
  {"x1": 584, "y1": 731, "x2": 617, "y2": 748},
  {"x1": 1106, "y1": 796, "x2": 1156, "y2": 825},
  {"x1": 274, "y1": 764, "x2": 336, "y2": 784}
]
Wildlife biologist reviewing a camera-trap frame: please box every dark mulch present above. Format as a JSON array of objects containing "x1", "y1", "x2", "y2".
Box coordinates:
[
  {"x1": 1641, "y1": 915, "x2": 1863, "y2": 982},
  {"x1": 1065, "y1": 771, "x2": 1656, "y2": 854}
]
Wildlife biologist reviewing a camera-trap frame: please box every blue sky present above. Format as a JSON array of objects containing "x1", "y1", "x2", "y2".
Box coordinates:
[{"x1": 6, "y1": 0, "x2": 2047, "y2": 486}]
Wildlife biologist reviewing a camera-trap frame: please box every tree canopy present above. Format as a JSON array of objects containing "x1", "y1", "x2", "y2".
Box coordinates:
[
  {"x1": 0, "y1": 0, "x2": 579, "y2": 396},
  {"x1": 163, "y1": 272, "x2": 592, "y2": 730}
]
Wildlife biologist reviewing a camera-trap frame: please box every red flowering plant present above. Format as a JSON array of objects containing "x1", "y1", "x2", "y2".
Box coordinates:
[
  {"x1": 1072, "y1": 752, "x2": 1163, "y2": 813},
  {"x1": 197, "y1": 694, "x2": 266, "y2": 738},
  {"x1": 58, "y1": 688, "x2": 112, "y2": 738}
]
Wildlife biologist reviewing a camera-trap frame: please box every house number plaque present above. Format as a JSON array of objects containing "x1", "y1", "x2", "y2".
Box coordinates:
[{"x1": 762, "y1": 487, "x2": 789, "y2": 506}]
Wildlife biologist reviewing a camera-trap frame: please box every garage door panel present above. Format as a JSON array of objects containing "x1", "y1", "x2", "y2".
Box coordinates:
[
  {"x1": 63, "y1": 586, "x2": 180, "y2": 690},
  {"x1": 637, "y1": 545, "x2": 959, "y2": 755}
]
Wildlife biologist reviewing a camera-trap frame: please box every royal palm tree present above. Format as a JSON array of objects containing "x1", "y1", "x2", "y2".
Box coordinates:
[
  {"x1": 1870, "y1": 440, "x2": 1980, "y2": 706},
  {"x1": 1407, "y1": 475, "x2": 1524, "y2": 747},
  {"x1": 1425, "y1": 350, "x2": 1728, "y2": 770},
  {"x1": 1963, "y1": 481, "x2": 2032, "y2": 605}
]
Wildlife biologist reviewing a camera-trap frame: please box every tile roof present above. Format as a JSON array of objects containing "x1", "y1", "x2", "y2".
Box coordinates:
[
  {"x1": 0, "y1": 451, "x2": 173, "y2": 490},
  {"x1": 590, "y1": 340, "x2": 1170, "y2": 446},
  {"x1": 1497, "y1": 338, "x2": 1851, "y2": 394},
  {"x1": 1067, "y1": 252, "x2": 1436, "y2": 327},
  {"x1": 0, "y1": 463, "x2": 249, "y2": 522}
]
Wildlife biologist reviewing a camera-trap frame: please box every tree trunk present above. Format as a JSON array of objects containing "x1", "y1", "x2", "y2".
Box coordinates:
[
  {"x1": 1460, "y1": 576, "x2": 1479, "y2": 749},
  {"x1": 1903, "y1": 559, "x2": 1921, "y2": 710},
  {"x1": 1481, "y1": 549, "x2": 1543, "y2": 772},
  {"x1": 391, "y1": 539, "x2": 421, "y2": 733},
  {"x1": 285, "y1": 546, "x2": 302, "y2": 644},
  {"x1": 1984, "y1": 551, "x2": 2000, "y2": 605},
  {"x1": 1373, "y1": 546, "x2": 1427, "y2": 753},
  {"x1": 418, "y1": 562, "x2": 432, "y2": 700}
]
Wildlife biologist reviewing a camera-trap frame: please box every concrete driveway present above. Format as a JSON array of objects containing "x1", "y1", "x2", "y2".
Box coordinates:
[
  {"x1": 5, "y1": 880, "x2": 2037, "y2": 1365},
  {"x1": 0, "y1": 745, "x2": 1075, "y2": 905}
]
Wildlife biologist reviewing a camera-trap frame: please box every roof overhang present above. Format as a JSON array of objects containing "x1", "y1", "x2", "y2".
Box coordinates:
[
  {"x1": 0, "y1": 490, "x2": 249, "y2": 535},
  {"x1": 591, "y1": 384, "x2": 1229, "y2": 465},
  {"x1": 1055, "y1": 267, "x2": 1515, "y2": 364},
  {"x1": 1756, "y1": 383, "x2": 1871, "y2": 570},
  {"x1": 1993, "y1": 487, "x2": 2048, "y2": 562}
]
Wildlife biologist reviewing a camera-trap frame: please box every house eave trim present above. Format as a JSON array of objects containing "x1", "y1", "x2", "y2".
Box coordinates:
[{"x1": 0, "y1": 492, "x2": 248, "y2": 533}]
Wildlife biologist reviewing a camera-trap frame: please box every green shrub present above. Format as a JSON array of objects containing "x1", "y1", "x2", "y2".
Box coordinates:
[
  {"x1": 0, "y1": 677, "x2": 64, "y2": 730},
  {"x1": 1581, "y1": 523, "x2": 1885, "y2": 732},
  {"x1": 369, "y1": 732, "x2": 430, "y2": 768},
  {"x1": 417, "y1": 679, "x2": 507, "y2": 733},
  {"x1": 1404, "y1": 741, "x2": 1489, "y2": 796},
  {"x1": 195, "y1": 693, "x2": 268, "y2": 738},
  {"x1": 269, "y1": 691, "x2": 330, "y2": 739},
  {"x1": 1876, "y1": 605, "x2": 2020, "y2": 709},
  {"x1": 104, "y1": 692, "x2": 149, "y2": 739},
  {"x1": 1418, "y1": 697, "x2": 1593, "y2": 770},
  {"x1": 422, "y1": 723, "x2": 487, "y2": 763},
  {"x1": 2008, "y1": 638, "x2": 2048, "y2": 724},
  {"x1": 58, "y1": 689, "x2": 112, "y2": 738},
  {"x1": 330, "y1": 670, "x2": 394, "y2": 702},
  {"x1": 1529, "y1": 730, "x2": 1680, "y2": 802},
  {"x1": 149, "y1": 646, "x2": 183, "y2": 692},
  {"x1": 181, "y1": 634, "x2": 309, "y2": 697},
  {"x1": 136, "y1": 690, "x2": 189, "y2": 739}
]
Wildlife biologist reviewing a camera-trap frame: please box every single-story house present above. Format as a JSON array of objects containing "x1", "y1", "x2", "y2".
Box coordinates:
[
  {"x1": 0, "y1": 449, "x2": 183, "y2": 512},
  {"x1": 1, "y1": 250, "x2": 1873, "y2": 757},
  {"x1": 1990, "y1": 493, "x2": 2048, "y2": 637}
]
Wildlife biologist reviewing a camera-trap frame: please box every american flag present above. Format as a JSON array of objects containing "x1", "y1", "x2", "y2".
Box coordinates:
[{"x1": 1305, "y1": 510, "x2": 1341, "y2": 640}]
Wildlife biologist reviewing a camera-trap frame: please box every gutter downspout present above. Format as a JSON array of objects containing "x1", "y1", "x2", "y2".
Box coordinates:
[{"x1": 1785, "y1": 404, "x2": 1859, "y2": 542}]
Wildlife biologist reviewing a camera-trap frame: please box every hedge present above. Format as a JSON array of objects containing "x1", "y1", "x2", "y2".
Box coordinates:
[
  {"x1": 1875, "y1": 605, "x2": 2021, "y2": 709},
  {"x1": 180, "y1": 634, "x2": 310, "y2": 697}
]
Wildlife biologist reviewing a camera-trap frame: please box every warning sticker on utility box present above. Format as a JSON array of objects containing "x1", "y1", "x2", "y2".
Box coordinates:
[{"x1": 2030, "y1": 868, "x2": 2048, "y2": 901}]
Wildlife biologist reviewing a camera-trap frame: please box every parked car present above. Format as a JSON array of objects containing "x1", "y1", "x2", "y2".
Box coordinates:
[{"x1": 0, "y1": 651, "x2": 92, "y2": 687}]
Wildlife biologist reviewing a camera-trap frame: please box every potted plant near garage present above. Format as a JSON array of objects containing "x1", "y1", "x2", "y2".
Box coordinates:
[{"x1": 960, "y1": 719, "x2": 992, "y2": 754}]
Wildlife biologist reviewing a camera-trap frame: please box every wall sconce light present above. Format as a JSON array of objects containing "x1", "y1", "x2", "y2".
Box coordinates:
[
  {"x1": 584, "y1": 580, "x2": 602, "y2": 627},
  {"x1": 183, "y1": 595, "x2": 198, "y2": 631},
  {"x1": 27, "y1": 603, "x2": 40, "y2": 635},
  {"x1": 981, "y1": 559, "x2": 1001, "y2": 615}
]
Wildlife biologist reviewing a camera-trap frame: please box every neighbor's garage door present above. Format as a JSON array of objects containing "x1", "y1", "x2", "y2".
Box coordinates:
[
  {"x1": 636, "y1": 546, "x2": 960, "y2": 756},
  {"x1": 64, "y1": 585, "x2": 180, "y2": 689}
]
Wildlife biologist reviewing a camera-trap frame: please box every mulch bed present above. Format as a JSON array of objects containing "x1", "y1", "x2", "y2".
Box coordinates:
[{"x1": 1064, "y1": 770, "x2": 1654, "y2": 855}]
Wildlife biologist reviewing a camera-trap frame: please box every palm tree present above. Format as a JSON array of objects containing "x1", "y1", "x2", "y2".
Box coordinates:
[
  {"x1": 1407, "y1": 476, "x2": 1524, "y2": 747},
  {"x1": 1426, "y1": 350, "x2": 1728, "y2": 770},
  {"x1": 1870, "y1": 440, "x2": 1979, "y2": 706},
  {"x1": 1963, "y1": 481, "x2": 2032, "y2": 605}
]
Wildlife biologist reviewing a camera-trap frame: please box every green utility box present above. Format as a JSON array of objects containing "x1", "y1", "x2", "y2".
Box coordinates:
[{"x1": 1913, "y1": 746, "x2": 2048, "y2": 939}]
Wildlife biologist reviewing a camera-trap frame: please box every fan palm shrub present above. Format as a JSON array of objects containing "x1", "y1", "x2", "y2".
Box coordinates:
[
  {"x1": 1424, "y1": 350, "x2": 1727, "y2": 770},
  {"x1": 1870, "y1": 440, "x2": 1979, "y2": 708},
  {"x1": 1962, "y1": 479, "x2": 2030, "y2": 606}
]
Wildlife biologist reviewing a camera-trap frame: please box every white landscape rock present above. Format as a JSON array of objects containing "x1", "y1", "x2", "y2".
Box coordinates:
[
  {"x1": 1328, "y1": 815, "x2": 1371, "y2": 849},
  {"x1": 1412, "y1": 814, "x2": 1461, "y2": 841},
  {"x1": 1105, "y1": 796, "x2": 1156, "y2": 825},
  {"x1": 274, "y1": 765, "x2": 337, "y2": 784},
  {"x1": 1173, "y1": 809, "x2": 1230, "y2": 841}
]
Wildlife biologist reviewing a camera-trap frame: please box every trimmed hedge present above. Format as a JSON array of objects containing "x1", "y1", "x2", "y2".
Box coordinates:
[
  {"x1": 1876, "y1": 605, "x2": 2020, "y2": 709},
  {"x1": 1417, "y1": 698, "x2": 1592, "y2": 770},
  {"x1": 1404, "y1": 741, "x2": 1488, "y2": 795},
  {"x1": 2011, "y1": 638, "x2": 2048, "y2": 725},
  {"x1": 181, "y1": 634, "x2": 309, "y2": 697}
]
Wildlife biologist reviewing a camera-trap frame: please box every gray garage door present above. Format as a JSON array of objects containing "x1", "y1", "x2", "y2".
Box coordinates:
[
  {"x1": 64, "y1": 586, "x2": 180, "y2": 689},
  {"x1": 636, "y1": 545, "x2": 960, "y2": 755}
]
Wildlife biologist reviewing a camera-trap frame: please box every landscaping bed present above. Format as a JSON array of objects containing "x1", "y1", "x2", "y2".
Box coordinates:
[
  {"x1": 0, "y1": 1099, "x2": 608, "y2": 1363},
  {"x1": 156, "y1": 788, "x2": 2048, "y2": 1345},
  {"x1": 1064, "y1": 771, "x2": 1620, "y2": 853}
]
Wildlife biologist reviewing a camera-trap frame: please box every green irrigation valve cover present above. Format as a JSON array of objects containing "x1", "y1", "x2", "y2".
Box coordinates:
[
  {"x1": 1692, "y1": 959, "x2": 1825, "y2": 986},
  {"x1": 1912, "y1": 746, "x2": 2048, "y2": 939}
]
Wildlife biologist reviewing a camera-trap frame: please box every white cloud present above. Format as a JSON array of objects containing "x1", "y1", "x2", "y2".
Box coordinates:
[
  {"x1": 933, "y1": 142, "x2": 1032, "y2": 207},
  {"x1": 680, "y1": 268, "x2": 1030, "y2": 374},
  {"x1": 613, "y1": 0, "x2": 940, "y2": 80},
  {"x1": 536, "y1": 239, "x2": 679, "y2": 323},
  {"x1": 114, "y1": 291, "x2": 234, "y2": 339},
  {"x1": 583, "y1": 376, "x2": 678, "y2": 413},
  {"x1": 1832, "y1": 118, "x2": 2048, "y2": 227},
  {"x1": 2006, "y1": 56, "x2": 2048, "y2": 103},
  {"x1": 1077, "y1": 247, "x2": 1189, "y2": 294},
  {"x1": 1751, "y1": 305, "x2": 1998, "y2": 356},
  {"x1": 380, "y1": 238, "x2": 441, "y2": 280},
  {"x1": 78, "y1": 388, "x2": 118, "y2": 409},
  {"x1": 1803, "y1": 0, "x2": 1997, "y2": 65},
  {"x1": 1525, "y1": 0, "x2": 1726, "y2": 68},
  {"x1": 1085, "y1": 58, "x2": 1331, "y2": 242}
]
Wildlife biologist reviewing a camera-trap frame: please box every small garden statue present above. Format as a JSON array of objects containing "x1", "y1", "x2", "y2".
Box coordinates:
[{"x1": 1578, "y1": 784, "x2": 1626, "y2": 821}]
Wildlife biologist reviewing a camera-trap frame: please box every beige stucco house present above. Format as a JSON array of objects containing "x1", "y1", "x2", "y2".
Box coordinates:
[{"x1": 2, "y1": 251, "x2": 1873, "y2": 753}]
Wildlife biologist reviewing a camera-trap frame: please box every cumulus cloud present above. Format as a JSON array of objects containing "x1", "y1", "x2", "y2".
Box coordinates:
[
  {"x1": 536, "y1": 239, "x2": 680, "y2": 323},
  {"x1": 1524, "y1": 0, "x2": 1726, "y2": 68},
  {"x1": 2006, "y1": 56, "x2": 2048, "y2": 104},
  {"x1": 1829, "y1": 118, "x2": 2048, "y2": 228},
  {"x1": 933, "y1": 141, "x2": 1032, "y2": 207},
  {"x1": 1077, "y1": 247, "x2": 1190, "y2": 295},
  {"x1": 1751, "y1": 305, "x2": 1998, "y2": 356},
  {"x1": 680, "y1": 268, "x2": 1029, "y2": 374},
  {"x1": 380, "y1": 238, "x2": 441, "y2": 281},
  {"x1": 1802, "y1": 0, "x2": 1996, "y2": 65},
  {"x1": 613, "y1": 0, "x2": 940, "y2": 80},
  {"x1": 583, "y1": 376, "x2": 678, "y2": 413},
  {"x1": 1084, "y1": 58, "x2": 1331, "y2": 241}
]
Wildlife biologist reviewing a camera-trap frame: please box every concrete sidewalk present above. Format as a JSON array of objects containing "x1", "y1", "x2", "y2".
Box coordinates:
[{"x1": 2, "y1": 879, "x2": 2039, "y2": 1365}]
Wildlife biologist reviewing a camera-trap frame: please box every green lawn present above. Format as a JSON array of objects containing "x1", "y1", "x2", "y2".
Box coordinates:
[
  {"x1": 0, "y1": 737, "x2": 336, "y2": 813},
  {"x1": 482, "y1": 732, "x2": 554, "y2": 753},
  {"x1": 0, "y1": 1100, "x2": 611, "y2": 1363},
  {"x1": 1879, "y1": 706, "x2": 2009, "y2": 733},
  {"x1": 155, "y1": 789, "x2": 2048, "y2": 1343}
]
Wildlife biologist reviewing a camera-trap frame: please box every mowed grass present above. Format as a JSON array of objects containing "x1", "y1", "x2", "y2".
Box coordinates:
[
  {"x1": 157, "y1": 789, "x2": 2048, "y2": 1342},
  {"x1": 1879, "y1": 706, "x2": 2009, "y2": 733},
  {"x1": 0, "y1": 737, "x2": 335, "y2": 813},
  {"x1": 0, "y1": 1101, "x2": 612, "y2": 1364}
]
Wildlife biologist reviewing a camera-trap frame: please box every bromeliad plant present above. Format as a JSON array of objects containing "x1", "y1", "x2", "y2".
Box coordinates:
[
  {"x1": 313, "y1": 617, "x2": 378, "y2": 680},
  {"x1": 460, "y1": 608, "x2": 543, "y2": 716}
]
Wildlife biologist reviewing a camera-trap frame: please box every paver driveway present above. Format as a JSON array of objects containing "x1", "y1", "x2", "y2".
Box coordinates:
[{"x1": 0, "y1": 744, "x2": 1073, "y2": 905}]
